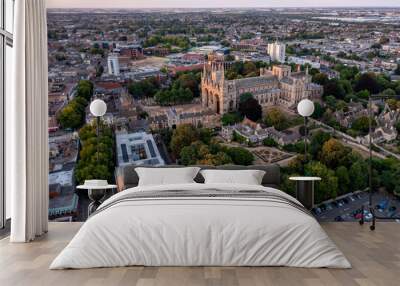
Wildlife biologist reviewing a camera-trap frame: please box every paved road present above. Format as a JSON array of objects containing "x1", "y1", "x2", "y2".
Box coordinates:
[{"x1": 315, "y1": 191, "x2": 400, "y2": 222}]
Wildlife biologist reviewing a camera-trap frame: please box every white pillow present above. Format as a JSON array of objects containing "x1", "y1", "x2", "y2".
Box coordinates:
[
  {"x1": 200, "y1": 169, "x2": 265, "y2": 185},
  {"x1": 135, "y1": 167, "x2": 200, "y2": 186}
]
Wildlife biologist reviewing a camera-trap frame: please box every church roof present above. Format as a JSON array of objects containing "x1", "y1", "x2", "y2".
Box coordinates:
[{"x1": 234, "y1": 76, "x2": 277, "y2": 88}]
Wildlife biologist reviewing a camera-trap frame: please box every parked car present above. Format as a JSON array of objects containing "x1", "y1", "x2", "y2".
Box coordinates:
[
  {"x1": 348, "y1": 195, "x2": 356, "y2": 202},
  {"x1": 352, "y1": 208, "x2": 362, "y2": 217},
  {"x1": 355, "y1": 213, "x2": 363, "y2": 220},
  {"x1": 376, "y1": 200, "x2": 389, "y2": 211},
  {"x1": 334, "y1": 215, "x2": 346, "y2": 221},
  {"x1": 312, "y1": 207, "x2": 322, "y2": 215},
  {"x1": 364, "y1": 213, "x2": 373, "y2": 221}
]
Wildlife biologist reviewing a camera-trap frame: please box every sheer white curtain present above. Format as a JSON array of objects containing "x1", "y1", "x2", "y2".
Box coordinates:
[{"x1": 8, "y1": 0, "x2": 48, "y2": 242}]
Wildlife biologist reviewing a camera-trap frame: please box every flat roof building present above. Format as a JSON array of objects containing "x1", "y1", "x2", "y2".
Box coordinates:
[{"x1": 116, "y1": 132, "x2": 165, "y2": 166}]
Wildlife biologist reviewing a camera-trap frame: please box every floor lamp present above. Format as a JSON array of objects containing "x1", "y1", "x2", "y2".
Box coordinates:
[
  {"x1": 297, "y1": 99, "x2": 315, "y2": 160},
  {"x1": 359, "y1": 94, "x2": 400, "y2": 231},
  {"x1": 290, "y1": 99, "x2": 318, "y2": 210},
  {"x1": 89, "y1": 99, "x2": 107, "y2": 163}
]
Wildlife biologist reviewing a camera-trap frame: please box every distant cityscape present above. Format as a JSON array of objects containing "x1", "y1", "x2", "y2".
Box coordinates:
[{"x1": 47, "y1": 8, "x2": 400, "y2": 222}]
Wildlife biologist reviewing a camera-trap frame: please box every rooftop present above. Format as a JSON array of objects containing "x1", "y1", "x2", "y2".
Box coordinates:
[{"x1": 116, "y1": 132, "x2": 165, "y2": 167}]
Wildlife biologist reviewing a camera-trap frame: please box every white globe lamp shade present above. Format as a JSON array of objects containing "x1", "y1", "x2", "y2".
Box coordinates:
[
  {"x1": 90, "y1": 99, "x2": 107, "y2": 117},
  {"x1": 297, "y1": 99, "x2": 315, "y2": 117}
]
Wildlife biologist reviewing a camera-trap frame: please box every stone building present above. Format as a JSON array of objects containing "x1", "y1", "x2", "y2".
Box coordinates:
[{"x1": 201, "y1": 59, "x2": 322, "y2": 114}]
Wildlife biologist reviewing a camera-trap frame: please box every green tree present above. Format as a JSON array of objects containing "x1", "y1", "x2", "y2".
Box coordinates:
[
  {"x1": 128, "y1": 77, "x2": 159, "y2": 99},
  {"x1": 320, "y1": 138, "x2": 351, "y2": 169},
  {"x1": 180, "y1": 141, "x2": 208, "y2": 165},
  {"x1": 354, "y1": 72, "x2": 381, "y2": 94},
  {"x1": 57, "y1": 103, "x2": 84, "y2": 129},
  {"x1": 76, "y1": 80, "x2": 94, "y2": 101},
  {"x1": 243, "y1": 62, "x2": 258, "y2": 76},
  {"x1": 238, "y1": 95, "x2": 262, "y2": 122},
  {"x1": 170, "y1": 124, "x2": 199, "y2": 157},
  {"x1": 264, "y1": 108, "x2": 287, "y2": 130},
  {"x1": 305, "y1": 161, "x2": 338, "y2": 203},
  {"x1": 175, "y1": 72, "x2": 201, "y2": 96},
  {"x1": 311, "y1": 102, "x2": 325, "y2": 119},
  {"x1": 336, "y1": 166, "x2": 350, "y2": 195},
  {"x1": 155, "y1": 87, "x2": 193, "y2": 105},
  {"x1": 395, "y1": 121, "x2": 400, "y2": 133},
  {"x1": 75, "y1": 123, "x2": 115, "y2": 184},
  {"x1": 312, "y1": 73, "x2": 329, "y2": 85},
  {"x1": 226, "y1": 147, "x2": 254, "y2": 166},
  {"x1": 351, "y1": 116, "x2": 375, "y2": 134},
  {"x1": 239, "y1": 92, "x2": 254, "y2": 103},
  {"x1": 349, "y1": 161, "x2": 368, "y2": 191},
  {"x1": 263, "y1": 137, "x2": 278, "y2": 147},
  {"x1": 386, "y1": 98, "x2": 400, "y2": 110},
  {"x1": 382, "y1": 88, "x2": 396, "y2": 96},
  {"x1": 323, "y1": 79, "x2": 346, "y2": 99},
  {"x1": 324, "y1": 95, "x2": 337, "y2": 109},
  {"x1": 356, "y1": 90, "x2": 370, "y2": 100},
  {"x1": 310, "y1": 130, "x2": 332, "y2": 158},
  {"x1": 221, "y1": 112, "x2": 242, "y2": 126},
  {"x1": 198, "y1": 152, "x2": 233, "y2": 166}
]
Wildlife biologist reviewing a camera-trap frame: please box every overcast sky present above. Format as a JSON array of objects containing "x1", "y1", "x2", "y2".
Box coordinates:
[{"x1": 46, "y1": 0, "x2": 400, "y2": 9}]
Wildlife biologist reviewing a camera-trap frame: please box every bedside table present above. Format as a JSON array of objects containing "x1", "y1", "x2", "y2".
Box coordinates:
[
  {"x1": 289, "y1": 176, "x2": 321, "y2": 210},
  {"x1": 77, "y1": 183, "x2": 117, "y2": 216}
]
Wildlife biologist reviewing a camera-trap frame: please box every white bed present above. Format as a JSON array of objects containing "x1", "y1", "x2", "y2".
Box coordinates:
[{"x1": 50, "y1": 183, "x2": 351, "y2": 269}]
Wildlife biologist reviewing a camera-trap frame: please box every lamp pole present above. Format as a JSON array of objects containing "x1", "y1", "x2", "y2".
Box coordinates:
[
  {"x1": 97, "y1": 116, "x2": 100, "y2": 163},
  {"x1": 304, "y1": 116, "x2": 308, "y2": 158},
  {"x1": 359, "y1": 94, "x2": 400, "y2": 231},
  {"x1": 90, "y1": 99, "x2": 107, "y2": 164},
  {"x1": 368, "y1": 97, "x2": 373, "y2": 216}
]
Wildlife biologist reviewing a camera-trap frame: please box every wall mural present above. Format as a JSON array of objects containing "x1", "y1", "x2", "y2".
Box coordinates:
[{"x1": 47, "y1": 8, "x2": 400, "y2": 222}]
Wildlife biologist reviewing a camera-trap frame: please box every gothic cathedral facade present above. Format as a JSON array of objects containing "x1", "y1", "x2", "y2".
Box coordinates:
[{"x1": 201, "y1": 59, "x2": 323, "y2": 114}]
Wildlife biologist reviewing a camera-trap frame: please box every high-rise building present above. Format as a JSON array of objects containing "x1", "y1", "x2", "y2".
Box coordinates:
[
  {"x1": 107, "y1": 53, "x2": 120, "y2": 76},
  {"x1": 267, "y1": 42, "x2": 286, "y2": 63}
]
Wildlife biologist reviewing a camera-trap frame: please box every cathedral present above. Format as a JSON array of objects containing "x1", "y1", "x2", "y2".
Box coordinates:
[{"x1": 201, "y1": 58, "x2": 323, "y2": 114}]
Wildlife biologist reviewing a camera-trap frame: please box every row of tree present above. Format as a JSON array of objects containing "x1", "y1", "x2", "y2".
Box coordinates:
[
  {"x1": 57, "y1": 80, "x2": 94, "y2": 130},
  {"x1": 170, "y1": 124, "x2": 254, "y2": 166},
  {"x1": 75, "y1": 122, "x2": 115, "y2": 185}
]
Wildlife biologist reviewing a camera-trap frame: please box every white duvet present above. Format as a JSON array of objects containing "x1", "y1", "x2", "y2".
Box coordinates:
[{"x1": 50, "y1": 183, "x2": 351, "y2": 269}]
